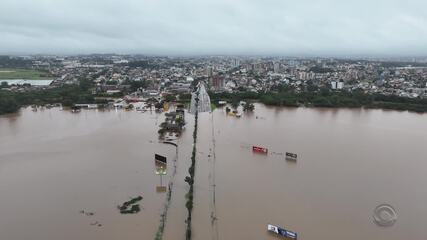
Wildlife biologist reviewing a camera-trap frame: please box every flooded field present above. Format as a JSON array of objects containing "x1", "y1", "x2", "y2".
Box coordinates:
[
  {"x1": 0, "y1": 107, "x2": 184, "y2": 240},
  {"x1": 201, "y1": 104, "x2": 427, "y2": 240},
  {"x1": 1, "y1": 104, "x2": 427, "y2": 240}
]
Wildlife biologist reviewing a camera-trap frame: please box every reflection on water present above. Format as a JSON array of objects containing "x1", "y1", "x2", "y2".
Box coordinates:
[{"x1": 1, "y1": 105, "x2": 427, "y2": 240}]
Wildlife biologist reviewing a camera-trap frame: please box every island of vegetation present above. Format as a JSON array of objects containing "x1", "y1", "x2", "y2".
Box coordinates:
[{"x1": 158, "y1": 104, "x2": 186, "y2": 138}]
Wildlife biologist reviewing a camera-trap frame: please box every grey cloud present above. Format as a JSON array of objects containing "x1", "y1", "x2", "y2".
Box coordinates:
[{"x1": 1, "y1": 0, "x2": 427, "y2": 56}]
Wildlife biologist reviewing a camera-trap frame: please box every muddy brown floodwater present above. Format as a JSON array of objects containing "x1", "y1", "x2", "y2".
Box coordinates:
[
  {"x1": 1, "y1": 104, "x2": 427, "y2": 240},
  {"x1": 0, "y1": 107, "x2": 181, "y2": 240}
]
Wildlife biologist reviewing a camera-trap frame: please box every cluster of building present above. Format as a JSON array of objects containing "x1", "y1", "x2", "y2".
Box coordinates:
[{"x1": 4, "y1": 55, "x2": 427, "y2": 99}]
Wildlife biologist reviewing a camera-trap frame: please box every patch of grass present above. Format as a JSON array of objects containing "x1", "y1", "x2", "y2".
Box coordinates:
[{"x1": 0, "y1": 68, "x2": 52, "y2": 80}]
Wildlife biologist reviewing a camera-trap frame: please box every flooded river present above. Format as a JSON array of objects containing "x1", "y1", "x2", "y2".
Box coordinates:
[
  {"x1": 1, "y1": 104, "x2": 426, "y2": 240},
  {"x1": 0, "y1": 107, "x2": 181, "y2": 240}
]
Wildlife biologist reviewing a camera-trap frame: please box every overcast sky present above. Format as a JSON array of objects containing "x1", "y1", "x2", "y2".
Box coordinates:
[{"x1": 1, "y1": 0, "x2": 427, "y2": 56}]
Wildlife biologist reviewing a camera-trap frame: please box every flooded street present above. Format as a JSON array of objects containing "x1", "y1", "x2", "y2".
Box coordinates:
[{"x1": 1, "y1": 104, "x2": 427, "y2": 240}]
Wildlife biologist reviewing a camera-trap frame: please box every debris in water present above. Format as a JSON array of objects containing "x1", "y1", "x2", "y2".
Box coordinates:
[
  {"x1": 285, "y1": 152, "x2": 298, "y2": 161},
  {"x1": 90, "y1": 221, "x2": 103, "y2": 227},
  {"x1": 253, "y1": 146, "x2": 268, "y2": 154},
  {"x1": 271, "y1": 152, "x2": 284, "y2": 156},
  {"x1": 240, "y1": 143, "x2": 251, "y2": 149},
  {"x1": 80, "y1": 210, "x2": 95, "y2": 216},
  {"x1": 118, "y1": 196, "x2": 143, "y2": 214}
]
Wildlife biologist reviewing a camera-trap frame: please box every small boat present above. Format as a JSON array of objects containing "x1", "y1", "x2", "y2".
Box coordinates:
[
  {"x1": 253, "y1": 146, "x2": 268, "y2": 154},
  {"x1": 267, "y1": 224, "x2": 297, "y2": 239},
  {"x1": 235, "y1": 113, "x2": 242, "y2": 118}
]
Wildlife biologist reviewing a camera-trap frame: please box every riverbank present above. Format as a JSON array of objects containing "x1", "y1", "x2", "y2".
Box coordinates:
[
  {"x1": 209, "y1": 88, "x2": 427, "y2": 113},
  {"x1": 0, "y1": 84, "x2": 193, "y2": 116},
  {"x1": 0, "y1": 82, "x2": 106, "y2": 115},
  {"x1": 2, "y1": 85, "x2": 427, "y2": 116}
]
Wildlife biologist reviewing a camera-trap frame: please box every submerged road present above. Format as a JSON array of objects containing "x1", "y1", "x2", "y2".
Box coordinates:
[
  {"x1": 162, "y1": 82, "x2": 216, "y2": 240},
  {"x1": 190, "y1": 83, "x2": 211, "y2": 114},
  {"x1": 154, "y1": 140, "x2": 179, "y2": 239},
  {"x1": 209, "y1": 112, "x2": 219, "y2": 240},
  {"x1": 189, "y1": 83, "x2": 220, "y2": 240}
]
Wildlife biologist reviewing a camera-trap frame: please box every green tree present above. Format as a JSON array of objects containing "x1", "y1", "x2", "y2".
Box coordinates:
[
  {"x1": 129, "y1": 80, "x2": 147, "y2": 92},
  {"x1": 106, "y1": 80, "x2": 118, "y2": 85},
  {"x1": 230, "y1": 96, "x2": 240, "y2": 109},
  {"x1": 165, "y1": 94, "x2": 176, "y2": 102},
  {"x1": 78, "y1": 78, "x2": 92, "y2": 91},
  {"x1": 243, "y1": 102, "x2": 255, "y2": 111},
  {"x1": 0, "y1": 81, "x2": 8, "y2": 89},
  {"x1": 178, "y1": 93, "x2": 191, "y2": 102},
  {"x1": 0, "y1": 91, "x2": 20, "y2": 114}
]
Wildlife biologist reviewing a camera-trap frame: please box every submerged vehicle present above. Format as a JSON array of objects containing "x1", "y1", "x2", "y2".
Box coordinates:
[
  {"x1": 285, "y1": 152, "x2": 298, "y2": 161},
  {"x1": 71, "y1": 106, "x2": 81, "y2": 113},
  {"x1": 267, "y1": 224, "x2": 297, "y2": 239},
  {"x1": 252, "y1": 146, "x2": 268, "y2": 154},
  {"x1": 136, "y1": 107, "x2": 147, "y2": 112}
]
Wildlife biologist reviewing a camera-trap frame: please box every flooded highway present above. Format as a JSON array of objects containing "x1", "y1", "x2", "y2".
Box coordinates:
[{"x1": 1, "y1": 104, "x2": 427, "y2": 240}]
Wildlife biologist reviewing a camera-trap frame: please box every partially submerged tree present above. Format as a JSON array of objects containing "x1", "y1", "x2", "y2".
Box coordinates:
[{"x1": 243, "y1": 102, "x2": 255, "y2": 112}]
